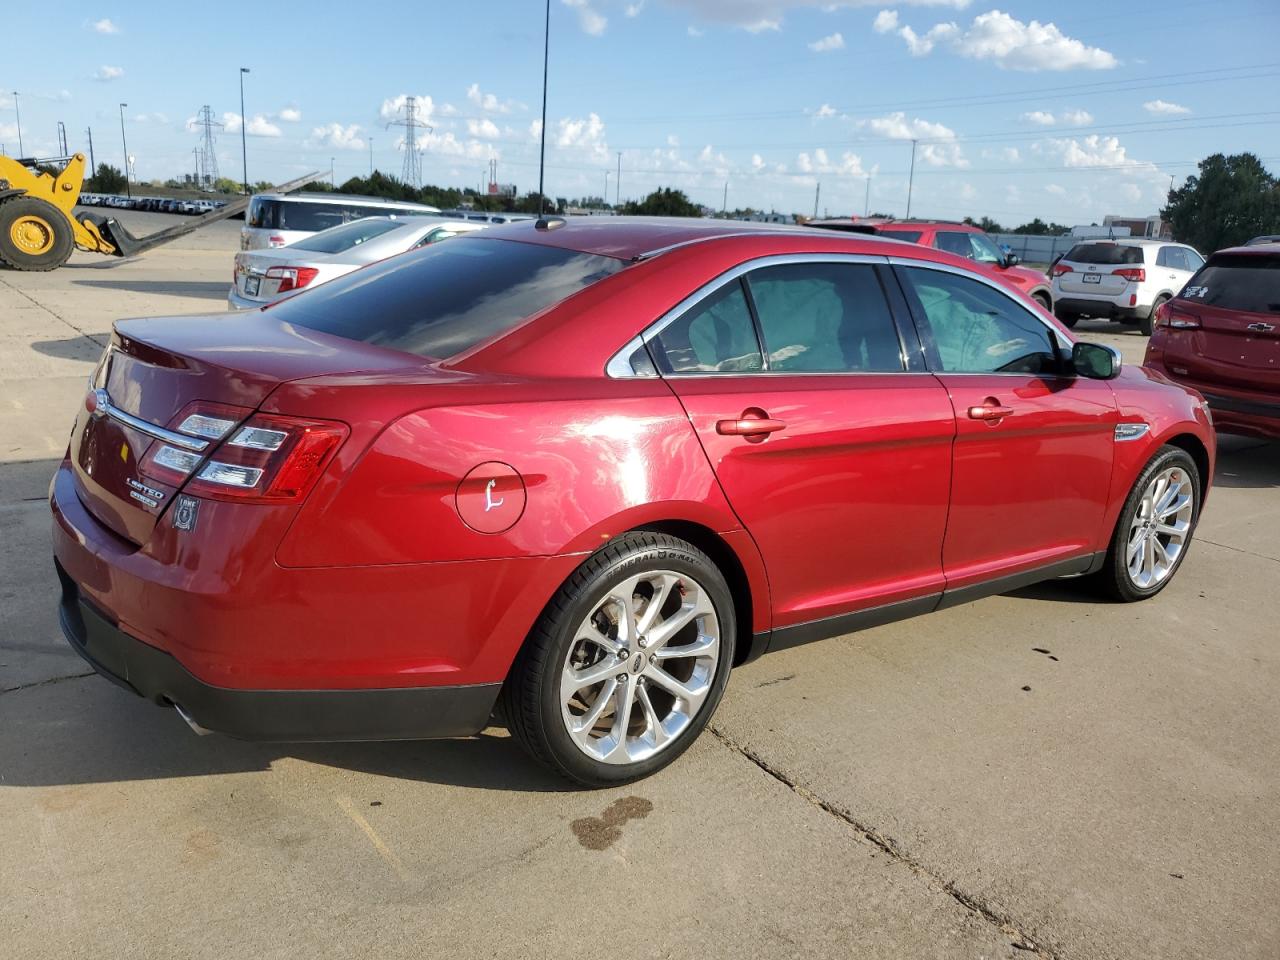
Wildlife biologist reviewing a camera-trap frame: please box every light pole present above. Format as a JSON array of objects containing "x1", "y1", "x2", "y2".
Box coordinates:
[
  {"x1": 536, "y1": 0, "x2": 550, "y2": 215},
  {"x1": 118, "y1": 102, "x2": 131, "y2": 198},
  {"x1": 603, "y1": 169, "x2": 609, "y2": 207},
  {"x1": 905, "y1": 139, "x2": 918, "y2": 218},
  {"x1": 12, "y1": 91, "x2": 22, "y2": 157},
  {"x1": 369, "y1": 137, "x2": 374, "y2": 176},
  {"x1": 864, "y1": 174, "x2": 871, "y2": 216},
  {"x1": 239, "y1": 67, "x2": 250, "y2": 194},
  {"x1": 616, "y1": 150, "x2": 621, "y2": 206}
]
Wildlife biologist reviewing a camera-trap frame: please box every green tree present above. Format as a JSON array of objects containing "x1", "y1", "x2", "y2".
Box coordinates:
[
  {"x1": 1163, "y1": 152, "x2": 1280, "y2": 251},
  {"x1": 84, "y1": 163, "x2": 127, "y2": 194},
  {"x1": 1011, "y1": 218, "x2": 1069, "y2": 236},
  {"x1": 964, "y1": 215, "x2": 1005, "y2": 233},
  {"x1": 622, "y1": 188, "x2": 702, "y2": 217}
]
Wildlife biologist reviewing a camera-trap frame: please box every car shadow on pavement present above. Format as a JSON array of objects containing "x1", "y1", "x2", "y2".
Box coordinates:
[
  {"x1": 30, "y1": 336, "x2": 109, "y2": 363},
  {"x1": 70, "y1": 279, "x2": 229, "y2": 299},
  {"x1": 1212, "y1": 435, "x2": 1280, "y2": 489},
  {"x1": 1, "y1": 677, "x2": 569, "y2": 791}
]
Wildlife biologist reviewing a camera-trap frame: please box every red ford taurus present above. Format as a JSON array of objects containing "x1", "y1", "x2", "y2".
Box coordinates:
[{"x1": 52, "y1": 217, "x2": 1214, "y2": 785}]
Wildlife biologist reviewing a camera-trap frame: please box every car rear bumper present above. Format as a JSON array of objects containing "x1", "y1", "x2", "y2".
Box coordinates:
[
  {"x1": 226, "y1": 285, "x2": 267, "y2": 310},
  {"x1": 1054, "y1": 296, "x2": 1146, "y2": 320}
]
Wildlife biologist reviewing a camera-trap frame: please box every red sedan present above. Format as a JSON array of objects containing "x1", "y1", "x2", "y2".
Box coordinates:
[
  {"x1": 1145, "y1": 243, "x2": 1280, "y2": 438},
  {"x1": 52, "y1": 218, "x2": 1214, "y2": 786}
]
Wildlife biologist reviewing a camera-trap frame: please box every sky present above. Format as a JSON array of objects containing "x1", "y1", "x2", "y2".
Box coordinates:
[{"x1": 3, "y1": 0, "x2": 1279, "y2": 226}]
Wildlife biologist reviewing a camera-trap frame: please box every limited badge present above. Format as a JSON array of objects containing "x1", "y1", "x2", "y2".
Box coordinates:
[{"x1": 172, "y1": 495, "x2": 200, "y2": 532}]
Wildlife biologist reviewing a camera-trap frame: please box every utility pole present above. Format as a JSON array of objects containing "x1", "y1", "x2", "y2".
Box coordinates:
[
  {"x1": 118, "y1": 103, "x2": 131, "y2": 198},
  {"x1": 813, "y1": 181, "x2": 820, "y2": 219},
  {"x1": 85, "y1": 126, "x2": 96, "y2": 175},
  {"x1": 722, "y1": 181, "x2": 728, "y2": 216},
  {"x1": 905, "y1": 139, "x2": 918, "y2": 218},
  {"x1": 239, "y1": 67, "x2": 250, "y2": 194},
  {"x1": 616, "y1": 150, "x2": 621, "y2": 206},
  {"x1": 387, "y1": 97, "x2": 431, "y2": 187},
  {"x1": 537, "y1": 0, "x2": 551, "y2": 214},
  {"x1": 369, "y1": 137, "x2": 374, "y2": 176},
  {"x1": 603, "y1": 169, "x2": 609, "y2": 207},
  {"x1": 864, "y1": 174, "x2": 871, "y2": 217},
  {"x1": 12, "y1": 91, "x2": 22, "y2": 157}
]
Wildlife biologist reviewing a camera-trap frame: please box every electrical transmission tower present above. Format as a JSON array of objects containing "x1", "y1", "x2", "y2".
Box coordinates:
[
  {"x1": 56, "y1": 121, "x2": 68, "y2": 156},
  {"x1": 386, "y1": 98, "x2": 431, "y2": 187},
  {"x1": 194, "y1": 105, "x2": 222, "y2": 190}
]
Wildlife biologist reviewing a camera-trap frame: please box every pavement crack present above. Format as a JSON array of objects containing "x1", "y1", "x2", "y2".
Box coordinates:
[
  {"x1": 709, "y1": 724, "x2": 1063, "y2": 960},
  {"x1": 1, "y1": 671, "x2": 96, "y2": 696},
  {"x1": 0, "y1": 276, "x2": 108, "y2": 348},
  {"x1": 1196, "y1": 537, "x2": 1279, "y2": 565}
]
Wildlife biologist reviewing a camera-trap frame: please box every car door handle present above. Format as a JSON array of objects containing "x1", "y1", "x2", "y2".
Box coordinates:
[
  {"x1": 967, "y1": 400, "x2": 1014, "y2": 421},
  {"x1": 716, "y1": 414, "x2": 786, "y2": 437}
]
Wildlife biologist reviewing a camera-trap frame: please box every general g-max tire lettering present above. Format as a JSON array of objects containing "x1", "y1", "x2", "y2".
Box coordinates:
[{"x1": 501, "y1": 532, "x2": 735, "y2": 787}]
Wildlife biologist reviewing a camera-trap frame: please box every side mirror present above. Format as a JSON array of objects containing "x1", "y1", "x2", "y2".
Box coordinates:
[
  {"x1": 1002, "y1": 253, "x2": 1021, "y2": 267},
  {"x1": 1072, "y1": 342, "x2": 1122, "y2": 380}
]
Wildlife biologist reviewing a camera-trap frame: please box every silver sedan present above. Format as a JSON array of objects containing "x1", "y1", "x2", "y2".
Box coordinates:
[{"x1": 228, "y1": 217, "x2": 487, "y2": 309}]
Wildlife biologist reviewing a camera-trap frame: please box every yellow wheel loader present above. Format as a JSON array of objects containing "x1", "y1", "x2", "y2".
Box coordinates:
[{"x1": 0, "y1": 153, "x2": 317, "y2": 272}]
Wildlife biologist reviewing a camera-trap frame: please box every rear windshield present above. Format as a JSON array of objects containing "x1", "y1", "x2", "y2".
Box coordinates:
[
  {"x1": 289, "y1": 217, "x2": 407, "y2": 254},
  {"x1": 247, "y1": 198, "x2": 430, "y2": 232},
  {"x1": 877, "y1": 228, "x2": 924, "y2": 243},
  {"x1": 1064, "y1": 243, "x2": 1144, "y2": 265},
  {"x1": 1181, "y1": 253, "x2": 1280, "y2": 314},
  {"x1": 270, "y1": 237, "x2": 625, "y2": 359}
]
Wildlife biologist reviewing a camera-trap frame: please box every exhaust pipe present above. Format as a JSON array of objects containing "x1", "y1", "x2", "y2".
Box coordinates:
[{"x1": 173, "y1": 702, "x2": 213, "y2": 736}]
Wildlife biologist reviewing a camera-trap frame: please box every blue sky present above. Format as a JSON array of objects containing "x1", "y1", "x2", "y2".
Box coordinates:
[{"x1": 3, "y1": 0, "x2": 1278, "y2": 225}]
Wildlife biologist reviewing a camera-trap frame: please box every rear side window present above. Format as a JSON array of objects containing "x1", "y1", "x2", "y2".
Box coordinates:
[
  {"x1": 1181, "y1": 254, "x2": 1280, "y2": 313},
  {"x1": 1065, "y1": 243, "x2": 1144, "y2": 266},
  {"x1": 651, "y1": 281, "x2": 763, "y2": 374},
  {"x1": 878, "y1": 229, "x2": 923, "y2": 244},
  {"x1": 746, "y1": 263, "x2": 903, "y2": 372},
  {"x1": 271, "y1": 238, "x2": 625, "y2": 359},
  {"x1": 246, "y1": 199, "x2": 426, "y2": 232},
  {"x1": 290, "y1": 218, "x2": 405, "y2": 254},
  {"x1": 900, "y1": 267, "x2": 1058, "y2": 375}
]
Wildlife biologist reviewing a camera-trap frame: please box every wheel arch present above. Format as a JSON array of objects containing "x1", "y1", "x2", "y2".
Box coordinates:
[{"x1": 1162, "y1": 431, "x2": 1211, "y2": 501}]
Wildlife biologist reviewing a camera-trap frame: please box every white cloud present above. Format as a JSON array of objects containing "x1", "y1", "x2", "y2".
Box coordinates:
[
  {"x1": 308, "y1": 123, "x2": 365, "y2": 151},
  {"x1": 90, "y1": 18, "x2": 120, "y2": 34},
  {"x1": 873, "y1": 9, "x2": 899, "y2": 33},
  {"x1": 131, "y1": 112, "x2": 168, "y2": 124},
  {"x1": 277, "y1": 106, "x2": 302, "y2": 123},
  {"x1": 664, "y1": 0, "x2": 971, "y2": 32},
  {"x1": 795, "y1": 148, "x2": 867, "y2": 176},
  {"x1": 1144, "y1": 99, "x2": 1190, "y2": 115},
  {"x1": 667, "y1": 133, "x2": 680, "y2": 146},
  {"x1": 94, "y1": 65, "x2": 124, "y2": 82},
  {"x1": 563, "y1": 0, "x2": 607, "y2": 35},
  {"x1": 466, "y1": 83, "x2": 514, "y2": 114},
  {"x1": 1022, "y1": 110, "x2": 1056, "y2": 125},
  {"x1": 752, "y1": 153, "x2": 765, "y2": 170},
  {"x1": 1061, "y1": 109, "x2": 1093, "y2": 125},
  {"x1": 466, "y1": 117, "x2": 501, "y2": 139},
  {"x1": 379, "y1": 94, "x2": 434, "y2": 123},
  {"x1": 887, "y1": 10, "x2": 1118, "y2": 71},
  {"x1": 809, "y1": 31, "x2": 845, "y2": 51},
  {"x1": 555, "y1": 113, "x2": 609, "y2": 159},
  {"x1": 1022, "y1": 108, "x2": 1091, "y2": 126},
  {"x1": 687, "y1": 25, "x2": 704, "y2": 36},
  {"x1": 246, "y1": 115, "x2": 282, "y2": 137},
  {"x1": 423, "y1": 131, "x2": 492, "y2": 161},
  {"x1": 861, "y1": 111, "x2": 967, "y2": 167},
  {"x1": 625, "y1": 1, "x2": 645, "y2": 14},
  {"x1": 814, "y1": 103, "x2": 838, "y2": 118},
  {"x1": 1002, "y1": 146, "x2": 1020, "y2": 162}
]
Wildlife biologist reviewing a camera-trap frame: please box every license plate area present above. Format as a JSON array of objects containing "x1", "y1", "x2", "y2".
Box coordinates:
[
  {"x1": 245, "y1": 275, "x2": 261, "y2": 296},
  {"x1": 1083, "y1": 273, "x2": 1101, "y2": 284}
]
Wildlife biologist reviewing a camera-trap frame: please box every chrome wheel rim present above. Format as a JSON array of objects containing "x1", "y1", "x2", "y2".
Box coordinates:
[
  {"x1": 560, "y1": 570, "x2": 720, "y2": 765},
  {"x1": 1126, "y1": 466, "x2": 1194, "y2": 589}
]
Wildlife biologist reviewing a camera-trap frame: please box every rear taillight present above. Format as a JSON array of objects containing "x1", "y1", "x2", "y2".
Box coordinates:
[
  {"x1": 1113, "y1": 267, "x2": 1146, "y2": 282},
  {"x1": 186, "y1": 414, "x2": 347, "y2": 503},
  {"x1": 1051, "y1": 263, "x2": 1073, "y2": 277},
  {"x1": 1154, "y1": 301, "x2": 1201, "y2": 330},
  {"x1": 265, "y1": 265, "x2": 319, "y2": 292},
  {"x1": 139, "y1": 401, "x2": 252, "y2": 486}
]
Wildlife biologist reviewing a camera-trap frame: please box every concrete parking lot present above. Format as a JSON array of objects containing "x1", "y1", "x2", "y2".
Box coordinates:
[{"x1": 2, "y1": 213, "x2": 1277, "y2": 960}]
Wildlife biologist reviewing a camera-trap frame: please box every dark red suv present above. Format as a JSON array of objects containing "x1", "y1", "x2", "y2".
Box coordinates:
[
  {"x1": 52, "y1": 218, "x2": 1213, "y2": 786},
  {"x1": 809, "y1": 218, "x2": 1054, "y2": 313},
  {"x1": 1145, "y1": 243, "x2": 1280, "y2": 438}
]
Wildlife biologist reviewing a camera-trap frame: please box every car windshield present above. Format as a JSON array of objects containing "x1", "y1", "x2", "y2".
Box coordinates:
[
  {"x1": 288, "y1": 218, "x2": 408, "y2": 254},
  {"x1": 1181, "y1": 253, "x2": 1280, "y2": 313},
  {"x1": 1065, "y1": 243, "x2": 1145, "y2": 265},
  {"x1": 270, "y1": 237, "x2": 626, "y2": 359}
]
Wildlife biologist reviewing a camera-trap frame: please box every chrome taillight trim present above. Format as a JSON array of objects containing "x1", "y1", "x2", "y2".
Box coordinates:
[{"x1": 94, "y1": 391, "x2": 210, "y2": 453}]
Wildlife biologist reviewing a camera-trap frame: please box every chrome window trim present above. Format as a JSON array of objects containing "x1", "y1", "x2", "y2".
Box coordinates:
[
  {"x1": 887, "y1": 256, "x2": 1074, "y2": 361},
  {"x1": 96, "y1": 392, "x2": 210, "y2": 452},
  {"x1": 604, "y1": 335, "x2": 654, "y2": 379},
  {"x1": 608, "y1": 252, "x2": 919, "y2": 379}
]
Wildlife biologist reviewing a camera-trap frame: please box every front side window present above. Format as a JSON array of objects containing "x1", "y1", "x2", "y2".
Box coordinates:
[
  {"x1": 935, "y1": 231, "x2": 973, "y2": 258},
  {"x1": 290, "y1": 218, "x2": 405, "y2": 254},
  {"x1": 651, "y1": 281, "x2": 763, "y2": 374},
  {"x1": 745, "y1": 263, "x2": 903, "y2": 372},
  {"x1": 900, "y1": 267, "x2": 1059, "y2": 375},
  {"x1": 967, "y1": 232, "x2": 1004, "y2": 264}
]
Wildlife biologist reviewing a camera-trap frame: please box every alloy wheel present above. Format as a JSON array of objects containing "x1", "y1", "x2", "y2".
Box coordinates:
[
  {"x1": 559, "y1": 570, "x2": 720, "y2": 765},
  {"x1": 1126, "y1": 465, "x2": 1194, "y2": 589}
]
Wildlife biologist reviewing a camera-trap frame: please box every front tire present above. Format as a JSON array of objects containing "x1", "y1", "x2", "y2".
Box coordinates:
[
  {"x1": 503, "y1": 532, "x2": 736, "y2": 787},
  {"x1": 0, "y1": 196, "x2": 76, "y2": 271},
  {"x1": 1096, "y1": 445, "x2": 1200, "y2": 602}
]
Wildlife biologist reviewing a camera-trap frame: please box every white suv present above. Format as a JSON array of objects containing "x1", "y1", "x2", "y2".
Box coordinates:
[{"x1": 1051, "y1": 239, "x2": 1205, "y2": 335}]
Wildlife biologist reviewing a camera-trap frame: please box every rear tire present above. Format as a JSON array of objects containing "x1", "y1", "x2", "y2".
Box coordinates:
[
  {"x1": 502, "y1": 532, "x2": 736, "y2": 787},
  {"x1": 1054, "y1": 306, "x2": 1080, "y2": 329},
  {"x1": 1032, "y1": 292, "x2": 1053, "y2": 314},
  {"x1": 1141, "y1": 296, "x2": 1169, "y2": 337},
  {"x1": 0, "y1": 196, "x2": 76, "y2": 272},
  {"x1": 1094, "y1": 445, "x2": 1200, "y2": 602}
]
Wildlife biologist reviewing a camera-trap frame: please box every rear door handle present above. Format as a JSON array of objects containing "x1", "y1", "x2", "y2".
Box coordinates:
[{"x1": 968, "y1": 400, "x2": 1014, "y2": 421}]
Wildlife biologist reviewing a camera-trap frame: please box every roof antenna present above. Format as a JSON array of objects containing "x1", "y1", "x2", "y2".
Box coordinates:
[{"x1": 537, "y1": 0, "x2": 550, "y2": 218}]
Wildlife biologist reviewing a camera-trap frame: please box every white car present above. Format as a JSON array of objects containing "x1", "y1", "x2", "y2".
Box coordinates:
[
  {"x1": 228, "y1": 217, "x2": 486, "y2": 309},
  {"x1": 240, "y1": 192, "x2": 441, "y2": 250},
  {"x1": 1051, "y1": 239, "x2": 1205, "y2": 335}
]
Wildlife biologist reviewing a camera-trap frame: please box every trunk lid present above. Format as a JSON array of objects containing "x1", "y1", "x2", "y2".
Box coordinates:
[{"x1": 71, "y1": 311, "x2": 424, "y2": 544}]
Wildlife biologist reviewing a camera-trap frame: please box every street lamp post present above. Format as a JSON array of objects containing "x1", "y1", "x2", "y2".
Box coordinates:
[
  {"x1": 239, "y1": 67, "x2": 250, "y2": 194},
  {"x1": 12, "y1": 91, "x2": 22, "y2": 158},
  {"x1": 118, "y1": 103, "x2": 131, "y2": 198},
  {"x1": 905, "y1": 138, "x2": 918, "y2": 219}
]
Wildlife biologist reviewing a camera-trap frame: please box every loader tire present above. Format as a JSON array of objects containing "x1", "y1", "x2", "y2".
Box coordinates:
[{"x1": 0, "y1": 196, "x2": 76, "y2": 271}]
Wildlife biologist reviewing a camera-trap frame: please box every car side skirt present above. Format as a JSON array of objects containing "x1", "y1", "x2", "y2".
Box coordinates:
[{"x1": 755, "y1": 552, "x2": 1106, "y2": 655}]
